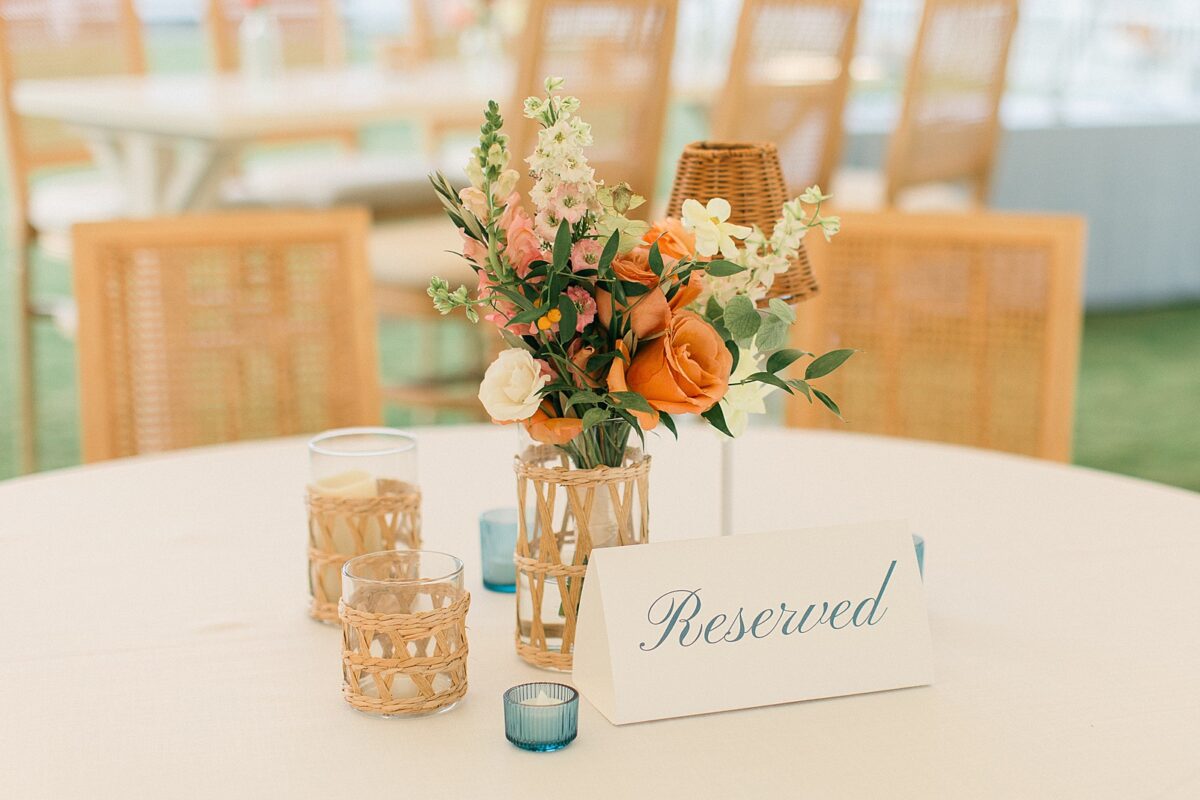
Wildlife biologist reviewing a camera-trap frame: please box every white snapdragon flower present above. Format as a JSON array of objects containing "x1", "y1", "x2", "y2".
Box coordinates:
[
  {"x1": 681, "y1": 197, "x2": 752, "y2": 259},
  {"x1": 478, "y1": 349, "x2": 550, "y2": 422},
  {"x1": 721, "y1": 350, "x2": 775, "y2": 437}
]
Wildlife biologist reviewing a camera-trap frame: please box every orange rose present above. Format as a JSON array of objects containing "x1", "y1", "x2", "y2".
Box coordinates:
[
  {"x1": 606, "y1": 342, "x2": 658, "y2": 430},
  {"x1": 644, "y1": 218, "x2": 696, "y2": 261},
  {"x1": 524, "y1": 404, "x2": 584, "y2": 445},
  {"x1": 625, "y1": 311, "x2": 732, "y2": 414},
  {"x1": 596, "y1": 249, "x2": 671, "y2": 338}
]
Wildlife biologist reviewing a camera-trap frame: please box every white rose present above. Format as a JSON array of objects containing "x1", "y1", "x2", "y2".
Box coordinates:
[{"x1": 478, "y1": 349, "x2": 550, "y2": 421}]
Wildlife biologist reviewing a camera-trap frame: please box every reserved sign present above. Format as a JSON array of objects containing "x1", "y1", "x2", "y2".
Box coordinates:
[{"x1": 572, "y1": 521, "x2": 933, "y2": 724}]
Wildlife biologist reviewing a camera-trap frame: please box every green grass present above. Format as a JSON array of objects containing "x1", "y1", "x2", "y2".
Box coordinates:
[{"x1": 1073, "y1": 305, "x2": 1200, "y2": 491}]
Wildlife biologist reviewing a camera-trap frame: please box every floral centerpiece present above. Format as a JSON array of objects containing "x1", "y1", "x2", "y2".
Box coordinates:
[{"x1": 427, "y1": 78, "x2": 853, "y2": 668}]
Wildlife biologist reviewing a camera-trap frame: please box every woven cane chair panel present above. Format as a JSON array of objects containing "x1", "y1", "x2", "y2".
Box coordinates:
[
  {"x1": 889, "y1": 0, "x2": 1017, "y2": 193},
  {"x1": 788, "y1": 212, "x2": 1084, "y2": 462},
  {"x1": 74, "y1": 211, "x2": 379, "y2": 462},
  {"x1": 715, "y1": 0, "x2": 859, "y2": 194},
  {"x1": 0, "y1": 0, "x2": 142, "y2": 170},
  {"x1": 512, "y1": 0, "x2": 677, "y2": 206}
]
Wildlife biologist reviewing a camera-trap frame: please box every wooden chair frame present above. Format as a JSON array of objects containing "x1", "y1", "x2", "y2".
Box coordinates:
[
  {"x1": 714, "y1": 0, "x2": 861, "y2": 195},
  {"x1": 884, "y1": 0, "x2": 1019, "y2": 207},
  {"x1": 788, "y1": 211, "x2": 1085, "y2": 462},
  {"x1": 510, "y1": 0, "x2": 679, "y2": 211},
  {"x1": 0, "y1": 0, "x2": 146, "y2": 472},
  {"x1": 72, "y1": 209, "x2": 380, "y2": 463}
]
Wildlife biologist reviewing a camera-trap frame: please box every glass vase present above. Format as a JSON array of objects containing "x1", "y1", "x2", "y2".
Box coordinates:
[{"x1": 513, "y1": 420, "x2": 651, "y2": 671}]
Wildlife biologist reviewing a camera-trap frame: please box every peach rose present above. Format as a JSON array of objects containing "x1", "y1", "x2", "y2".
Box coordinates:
[
  {"x1": 524, "y1": 404, "x2": 584, "y2": 445},
  {"x1": 644, "y1": 218, "x2": 696, "y2": 261},
  {"x1": 607, "y1": 342, "x2": 658, "y2": 430},
  {"x1": 596, "y1": 249, "x2": 668, "y2": 338},
  {"x1": 625, "y1": 311, "x2": 732, "y2": 414}
]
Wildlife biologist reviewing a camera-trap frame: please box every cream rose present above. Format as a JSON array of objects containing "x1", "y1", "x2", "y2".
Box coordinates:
[{"x1": 478, "y1": 349, "x2": 550, "y2": 421}]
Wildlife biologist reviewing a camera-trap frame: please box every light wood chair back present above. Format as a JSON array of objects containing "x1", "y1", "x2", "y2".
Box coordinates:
[
  {"x1": 0, "y1": 0, "x2": 144, "y2": 221},
  {"x1": 206, "y1": 0, "x2": 344, "y2": 71},
  {"x1": 73, "y1": 209, "x2": 381, "y2": 463},
  {"x1": 787, "y1": 211, "x2": 1085, "y2": 462},
  {"x1": 884, "y1": 0, "x2": 1018, "y2": 206},
  {"x1": 713, "y1": 0, "x2": 860, "y2": 195},
  {"x1": 510, "y1": 0, "x2": 678, "y2": 211}
]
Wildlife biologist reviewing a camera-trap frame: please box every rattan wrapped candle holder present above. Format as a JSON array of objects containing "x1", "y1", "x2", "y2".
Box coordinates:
[
  {"x1": 514, "y1": 444, "x2": 650, "y2": 671},
  {"x1": 338, "y1": 550, "x2": 469, "y2": 718},
  {"x1": 666, "y1": 140, "x2": 819, "y2": 305},
  {"x1": 306, "y1": 479, "x2": 422, "y2": 622}
]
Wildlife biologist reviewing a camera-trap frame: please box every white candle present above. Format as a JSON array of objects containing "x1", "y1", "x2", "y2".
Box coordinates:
[
  {"x1": 521, "y1": 689, "x2": 565, "y2": 706},
  {"x1": 310, "y1": 469, "x2": 382, "y2": 604}
]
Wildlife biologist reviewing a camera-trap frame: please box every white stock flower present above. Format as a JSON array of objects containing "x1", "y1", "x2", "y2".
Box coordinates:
[
  {"x1": 681, "y1": 197, "x2": 752, "y2": 259},
  {"x1": 478, "y1": 349, "x2": 550, "y2": 422}
]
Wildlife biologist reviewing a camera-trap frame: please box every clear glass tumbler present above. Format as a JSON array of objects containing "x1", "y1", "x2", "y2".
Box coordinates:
[
  {"x1": 340, "y1": 550, "x2": 468, "y2": 718},
  {"x1": 306, "y1": 428, "x2": 420, "y2": 622}
]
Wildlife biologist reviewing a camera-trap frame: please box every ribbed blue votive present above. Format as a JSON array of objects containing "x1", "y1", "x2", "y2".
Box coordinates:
[
  {"x1": 912, "y1": 534, "x2": 925, "y2": 579},
  {"x1": 503, "y1": 682, "x2": 579, "y2": 752},
  {"x1": 479, "y1": 508, "x2": 519, "y2": 593}
]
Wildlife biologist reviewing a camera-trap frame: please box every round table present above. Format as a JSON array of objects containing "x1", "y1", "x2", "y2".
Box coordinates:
[{"x1": 2, "y1": 426, "x2": 1198, "y2": 798}]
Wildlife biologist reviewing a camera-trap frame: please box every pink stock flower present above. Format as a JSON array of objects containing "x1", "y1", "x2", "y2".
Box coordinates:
[
  {"x1": 533, "y1": 207, "x2": 563, "y2": 243},
  {"x1": 551, "y1": 183, "x2": 588, "y2": 225},
  {"x1": 566, "y1": 285, "x2": 596, "y2": 332},
  {"x1": 571, "y1": 238, "x2": 603, "y2": 273}
]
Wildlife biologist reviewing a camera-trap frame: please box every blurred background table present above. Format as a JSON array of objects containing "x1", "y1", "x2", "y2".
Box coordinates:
[{"x1": 2, "y1": 426, "x2": 1198, "y2": 798}]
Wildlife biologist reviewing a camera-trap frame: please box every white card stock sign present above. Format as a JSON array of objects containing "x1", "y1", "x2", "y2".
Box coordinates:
[{"x1": 572, "y1": 520, "x2": 933, "y2": 724}]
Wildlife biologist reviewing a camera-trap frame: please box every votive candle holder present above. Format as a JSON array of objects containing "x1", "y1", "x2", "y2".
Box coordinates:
[
  {"x1": 306, "y1": 428, "x2": 421, "y2": 622},
  {"x1": 340, "y1": 551, "x2": 469, "y2": 718},
  {"x1": 479, "y1": 508, "x2": 519, "y2": 592},
  {"x1": 503, "y1": 682, "x2": 579, "y2": 751}
]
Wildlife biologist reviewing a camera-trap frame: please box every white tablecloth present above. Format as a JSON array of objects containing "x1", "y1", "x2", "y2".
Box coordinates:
[{"x1": 2, "y1": 426, "x2": 1198, "y2": 798}]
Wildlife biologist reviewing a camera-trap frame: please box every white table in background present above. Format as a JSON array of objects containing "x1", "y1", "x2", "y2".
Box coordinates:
[
  {"x1": 11, "y1": 62, "x2": 718, "y2": 217},
  {"x1": 2, "y1": 425, "x2": 1198, "y2": 798}
]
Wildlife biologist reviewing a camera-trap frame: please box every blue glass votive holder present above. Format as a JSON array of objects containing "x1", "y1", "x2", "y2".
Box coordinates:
[
  {"x1": 503, "y1": 682, "x2": 579, "y2": 752},
  {"x1": 912, "y1": 534, "x2": 925, "y2": 579},
  {"x1": 479, "y1": 508, "x2": 519, "y2": 592}
]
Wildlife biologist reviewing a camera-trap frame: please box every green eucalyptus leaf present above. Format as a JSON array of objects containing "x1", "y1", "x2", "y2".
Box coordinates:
[
  {"x1": 657, "y1": 411, "x2": 678, "y2": 439},
  {"x1": 498, "y1": 329, "x2": 532, "y2": 351},
  {"x1": 812, "y1": 388, "x2": 843, "y2": 419},
  {"x1": 506, "y1": 305, "x2": 545, "y2": 327},
  {"x1": 620, "y1": 280, "x2": 650, "y2": 297},
  {"x1": 723, "y1": 296, "x2": 761, "y2": 341},
  {"x1": 609, "y1": 391, "x2": 654, "y2": 413},
  {"x1": 563, "y1": 391, "x2": 606, "y2": 410},
  {"x1": 705, "y1": 260, "x2": 746, "y2": 277},
  {"x1": 725, "y1": 339, "x2": 739, "y2": 373},
  {"x1": 557, "y1": 293, "x2": 577, "y2": 343},
  {"x1": 805, "y1": 348, "x2": 856, "y2": 380},
  {"x1": 586, "y1": 350, "x2": 622, "y2": 372},
  {"x1": 788, "y1": 379, "x2": 813, "y2": 402},
  {"x1": 754, "y1": 314, "x2": 789, "y2": 351},
  {"x1": 705, "y1": 296, "x2": 724, "y2": 321},
  {"x1": 553, "y1": 219, "x2": 572, "y2": 273},
  {"x1": 746, "y1": 371, "x2": 794, "y2": 394},
  {"x1": 766, "y1": 348, "x2": 807, "y2": 374},
  {"x1": 768, "y1": 297, "x2": 797, "y2": 323},
  {"x1": 581, "y1": 407, "x2": 610, "y2": 430},
  {"x1": 648, "y1": 241, "x2": 665, "y2": 277},
  {"x1": 701, "y1": 402, "x2": 734, "y2": 438},
  {"x1": 598, "y1": 230, "x2": 620, "y2": 274}
]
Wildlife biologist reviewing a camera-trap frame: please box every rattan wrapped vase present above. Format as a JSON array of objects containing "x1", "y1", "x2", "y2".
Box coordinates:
[
  {"x1": 514, "y1": 442, "x2": 650, "y2": 671},
  {"x1": 666, "y1": 141, "x2": 819, "y2": 305}
]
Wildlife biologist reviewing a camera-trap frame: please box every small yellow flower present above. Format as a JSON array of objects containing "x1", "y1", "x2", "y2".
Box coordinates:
[
  {"x1": 536, "y1": 316, "x2": 553, "y2": 331},
  {"x1": 546, "y1": 308, "x2": 562, "y2": 324}
]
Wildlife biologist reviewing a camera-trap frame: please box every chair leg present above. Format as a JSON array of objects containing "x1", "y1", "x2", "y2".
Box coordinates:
[{"x1": 14, "y1": 229, "x2": 36, "y2": 473}]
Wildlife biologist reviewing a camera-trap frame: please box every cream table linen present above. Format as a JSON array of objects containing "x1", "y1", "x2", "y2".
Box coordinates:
[{"x1": 1, "y1": 426, "x2": 1198, "y2": 798}]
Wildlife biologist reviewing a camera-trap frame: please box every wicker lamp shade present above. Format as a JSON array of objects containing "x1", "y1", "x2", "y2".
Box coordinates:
[{"x1": 665, "y1": 141, "x2": 819, "y2": 305}]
